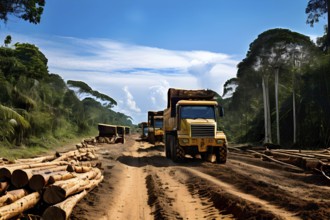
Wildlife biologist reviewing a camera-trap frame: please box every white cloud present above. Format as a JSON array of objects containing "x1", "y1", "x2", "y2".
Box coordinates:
[
  {"x1": 1, "y1": 33, "x2": 239, "y2": 123},
  {"x1": 123, "y1": 86, "x2": 141, "y2": 113}
]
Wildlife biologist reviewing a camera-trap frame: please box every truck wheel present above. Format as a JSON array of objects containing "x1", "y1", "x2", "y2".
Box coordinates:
[
  {"x1": 165, "y1": 134, "x2": 171, "y2": 158},
  {"x1": 171, "y1": 136, "x2": 184, "y2": 162},
  {"x1": 216, "y1": 147, "x2": 227, "y2": 164},
  {"x1": 148, "y1": 133, "x2": 155, "y2": 144}
]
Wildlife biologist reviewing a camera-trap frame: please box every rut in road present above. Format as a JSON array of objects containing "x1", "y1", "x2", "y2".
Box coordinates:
[{"x1": 145, "y1": 167, "x2": 232, "y2": 219}]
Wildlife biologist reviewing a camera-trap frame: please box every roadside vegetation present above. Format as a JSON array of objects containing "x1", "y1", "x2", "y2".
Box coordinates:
[{"x1": 0, "y1": 41, "x2": 133, "y2": 159}]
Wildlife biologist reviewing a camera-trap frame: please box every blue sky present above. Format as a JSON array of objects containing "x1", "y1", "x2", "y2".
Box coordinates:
[{"x1": 0, "y1": 0, "x2": 327, "y2": 124}]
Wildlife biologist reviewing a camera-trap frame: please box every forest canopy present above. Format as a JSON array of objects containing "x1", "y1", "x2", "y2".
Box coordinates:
[{"x1": 221, "y1": 28, "x2": 330, "y2": 148}]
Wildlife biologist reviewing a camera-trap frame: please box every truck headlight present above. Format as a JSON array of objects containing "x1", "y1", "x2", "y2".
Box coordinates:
[
  {"x1": 182, "y1": 138, "x2": 189, "y2": 143},
  {"x1": 216, "y1": 139, "x2": 223, "y2": 144}
]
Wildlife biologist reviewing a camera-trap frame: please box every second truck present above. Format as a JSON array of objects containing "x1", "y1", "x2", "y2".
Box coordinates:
[
  {"x1": 147, "y1": 110, "x2": 164, "y2": 144},
  {"x1": 163, "y1": 88, "x2": 227, "y2": 163}
]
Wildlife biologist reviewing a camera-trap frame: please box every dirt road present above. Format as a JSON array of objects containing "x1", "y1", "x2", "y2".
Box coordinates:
[{"x1": 70, "y1": 134, "x2": 330, "y2": 220}]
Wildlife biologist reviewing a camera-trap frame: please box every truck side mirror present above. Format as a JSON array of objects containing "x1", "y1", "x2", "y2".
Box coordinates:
[{"x1": 219, "y1": 106, "x2": 224, "y2": 117}]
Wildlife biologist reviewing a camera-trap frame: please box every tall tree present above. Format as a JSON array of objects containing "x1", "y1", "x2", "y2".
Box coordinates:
[
  {"x1": 230, "y1": 29, "x2": 319, "y2": 146},
  {"x1": 306, "y1": 0, "x2": 330, "y2": 51},
  {"x1": 0, "y1": 0, "x2": 45, "y2": 24}
]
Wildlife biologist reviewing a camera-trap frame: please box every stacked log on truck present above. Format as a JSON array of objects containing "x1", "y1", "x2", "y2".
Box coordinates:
[
  {"x1": 163, "y1": 88, "x2": 227, "y2": 163},
  {"x1": 147, "y1": 110, "x2": 164, "y2": 144},
  {"x1": 0, "y1": 138, "x2": 103, "y2": 220}
]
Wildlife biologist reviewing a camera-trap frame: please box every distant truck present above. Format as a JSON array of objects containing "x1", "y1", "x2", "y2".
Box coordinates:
[
  {"x1": 163, "y1": 88, "x2": 227, "y2": 163},
  {"x1": 97, "y1": 123, "x2": 125, "y2": 144},
  {"x1": 147, "y1": 110, "x2": 164, "y2": 144},
  {"x1": 140, "y1": 122, "x2": 148, "y2": 141}
]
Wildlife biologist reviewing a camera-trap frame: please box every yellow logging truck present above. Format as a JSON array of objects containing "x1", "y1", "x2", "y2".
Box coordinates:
[
  {"x1": 147, "y1": 110, "x2": 164, "y2": 144},
  {"x1": 163, "y1": 88, "x2": 227, "y2": 163}
]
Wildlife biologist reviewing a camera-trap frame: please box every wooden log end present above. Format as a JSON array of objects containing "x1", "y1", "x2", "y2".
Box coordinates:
[
  {"x1": 0, "y1": 168, "x2": 12, "y2": 180},
  {"x1": 11, "y1": 169, "x2": 29, "y2": 188},
  {"x1": 43, "y1": 185, "x2": 66, "y2": 205},
  {"x1": 29, "y1": 174, "x2": 47, "y2": 191},
  {"x1": 42, "y1": 206, "x2": 67, "y2": 220}
]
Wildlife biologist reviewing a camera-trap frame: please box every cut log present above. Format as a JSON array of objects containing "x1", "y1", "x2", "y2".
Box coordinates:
[
  {"x1": 15, "y1": 154, "x2": 57, "y2": 164},
  {"x1": 0, "y1": 189, "x2": 29, "y2": 207},
  {"x1": 0, "y1": 182, "x2": 9, "y2": 195},
  {"x1": 11, "y1": 165, "x2": 70, "y2": 188},
  {"x1": 42, "y1": 190, "x2": 87, "y2": 220},
  {"x1": 66, "y1": 164, "x2": 92, "y2": 173},
  {"x1": 43, "y1": 168, "x2": 101, "y2": 204},
  {"x1": 43, "y1": 178, "x2": 90, "y2": 204},
  {"x1": 53, "y1": 150, "x2": 80, "y2": 162},
  {"x1": 0, "y1": 161, "x2": 69, "y2": 180},
  {"x1": 48, "y1": 171, "x2": 76, "y2": 185},
  {"x1": 29, "y1": 168, "x2": 75, "y2": 191},
  {"x1": 0, "y1": 192, "x2": 40, "y2": 220}
]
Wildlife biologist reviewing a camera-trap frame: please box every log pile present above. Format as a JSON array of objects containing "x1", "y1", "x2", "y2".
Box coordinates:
[
  {"x1": 0, "y1": 139, "x2": 103, "y2": 220},
  {"x1": 229, "y1": 145, "x2": 330, "y2": 180}
]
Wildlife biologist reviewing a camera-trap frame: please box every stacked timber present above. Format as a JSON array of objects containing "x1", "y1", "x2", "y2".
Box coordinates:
[{"x1": 0, "y1": 140, "x2": 103, "y2": 220}]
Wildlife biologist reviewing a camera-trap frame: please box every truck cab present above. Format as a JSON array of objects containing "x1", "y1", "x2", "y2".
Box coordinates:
[{"x1": 163, "y1": 88, "x2": 227, "y2": 163}]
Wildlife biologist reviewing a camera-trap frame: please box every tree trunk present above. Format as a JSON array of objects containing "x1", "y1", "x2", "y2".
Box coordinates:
[
  {"x1": 262, "y1": 75, "x2": 272, "y2": 143},
  {"x1": 293, "y1": 89, "x2": 297, "y2": 144},
  {"x1": 275, "y1": 68, "x2": 280, "y2": 145},
  {"x1": 42, "y1": 190, "x2": 87, "y2": 220},
  {"x1": 327, "y1": 0, "x2": 330, "y2": 52},
  {"x1": 0, "y1": 192, "x2": 40, "y2": 220}
]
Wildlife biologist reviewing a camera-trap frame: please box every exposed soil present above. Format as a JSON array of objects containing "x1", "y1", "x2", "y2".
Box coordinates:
[{"x1": 70, "y1": 134, "x2": 330, "y2": 220}]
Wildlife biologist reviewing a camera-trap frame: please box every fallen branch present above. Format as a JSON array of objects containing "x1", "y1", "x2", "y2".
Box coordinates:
[{"x1": 246, "y1": 150, "x2": 304, "y2": 172}]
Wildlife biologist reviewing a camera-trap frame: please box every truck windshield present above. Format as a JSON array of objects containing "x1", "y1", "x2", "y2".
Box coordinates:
[
  {"x1": 180, "y1": 106, "x2": 215, "y2": 119},
  {"x1": 143, "y1": 127, "x2": 148, "y2": 136},
  {"x1": 154, "y1": 119, "x2": 163, "y2": 128}
]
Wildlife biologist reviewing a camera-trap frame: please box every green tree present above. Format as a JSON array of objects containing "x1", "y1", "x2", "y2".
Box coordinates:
[
  {"x1": 227, "y1": 29, "x2": 320, "y2": 146},
  {"x1": 0, "y1": 0, "x2": 45, "y2": 24},
  {"x1": 306, "y1": 0, "x2": 330, "y2": 51},
  {"x1": 4, "y1": 35, "x2": 11, "y2": 47}
]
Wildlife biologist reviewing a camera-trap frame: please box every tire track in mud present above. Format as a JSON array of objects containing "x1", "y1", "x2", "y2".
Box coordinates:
[
  {"x1": 179, "y1": 167, "x2": 300, "y2": 220},
  {"x1": 145, "y1": 167, "x2": 230, "y2": 220},
  {"x1": 198, "y1": 156, "x2": 330, "y2": 219}
]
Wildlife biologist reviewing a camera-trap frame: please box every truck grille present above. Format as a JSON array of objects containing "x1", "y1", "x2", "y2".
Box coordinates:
[{"x1": 191, "y1": 124, "x2": 215, "y2": 137}]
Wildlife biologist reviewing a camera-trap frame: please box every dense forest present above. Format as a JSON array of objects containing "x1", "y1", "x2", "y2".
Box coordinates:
[
  {"x1": 0, "y1": 41, "x2": 133, "y2": 148},
  {"x1": 221, "y1": 28, "x2": 330, "y2": 148}
]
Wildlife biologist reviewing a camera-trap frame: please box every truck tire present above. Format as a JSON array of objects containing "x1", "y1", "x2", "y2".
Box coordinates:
[
  {"x1": 216, "y1": 146, "x2": 227, "y2": 164},
  {"x1": 165, "y1": 134, "x2": 171, "y2": 158},
  {"x1": 170, "y1": 135, "x2": 184, "y2": 162},
  {"x1": 148, "y1": 132, "x2": 155, "y2": 144}
]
